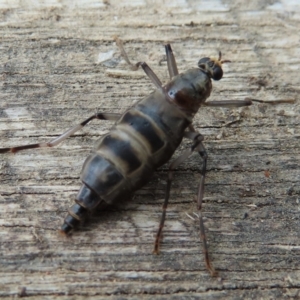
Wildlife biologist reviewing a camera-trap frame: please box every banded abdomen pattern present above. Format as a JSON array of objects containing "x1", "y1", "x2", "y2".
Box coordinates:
[{"x1": 61, "y1": 89, "x2": 191, "y2": 232}]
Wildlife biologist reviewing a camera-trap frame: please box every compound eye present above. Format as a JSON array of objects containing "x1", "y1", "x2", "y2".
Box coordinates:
[{"x1": 212, "y1": 66, "x2": 223, "y2": 81}]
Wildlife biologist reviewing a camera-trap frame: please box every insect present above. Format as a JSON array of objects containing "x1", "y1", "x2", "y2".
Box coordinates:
[{"x1": 0, "y1": 38, "x2": 294, "y2": 276}]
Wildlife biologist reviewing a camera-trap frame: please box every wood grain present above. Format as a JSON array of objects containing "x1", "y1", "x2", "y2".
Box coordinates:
[{"x1": 0, "y1": 1, "x2": 299, "y2": 298}]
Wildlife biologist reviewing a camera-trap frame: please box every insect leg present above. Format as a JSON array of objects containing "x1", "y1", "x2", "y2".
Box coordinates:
[
  {"x1": 184, "y1": 127, "x2": 216, "y2": 276},
  {"x1": 204, "y1": 98, "x2": 294, "y2": 107},
  {"x1": 204, "y1": 99, "x2": 252, "y2": 107},
  {"x1": 165, "y1": 44, "x2": 179, "y2": 78},
  {"x1": 245, "y1": 98, "x2": 295, "y2": 104},
  {"x1": 153, "y1": 146, "x2": 197, "y2": 255},
  {"x1": 0, "y1": 112, "x2": 121, "y2": 154},
  {"x1": 153, "y1": 128, "x2": 216, "y2": 275},
  {"x1": 114, "y1": 36, "x2": 163, "y2": 90}
]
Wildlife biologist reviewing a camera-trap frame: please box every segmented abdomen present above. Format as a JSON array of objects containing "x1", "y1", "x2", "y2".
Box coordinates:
[{"x1": 81, "y1": 90, "x2": 190, "y2": 205}]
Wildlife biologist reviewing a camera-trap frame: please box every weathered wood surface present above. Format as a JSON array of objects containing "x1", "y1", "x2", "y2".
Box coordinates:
[{"x1": 0, "y1": 0, "x2": 299, "y2": 299}]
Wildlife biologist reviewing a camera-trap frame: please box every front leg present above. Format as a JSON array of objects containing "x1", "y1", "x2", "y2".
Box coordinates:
[{"x1": 114, "y1": 36, "x2": 163, "y2": 90}]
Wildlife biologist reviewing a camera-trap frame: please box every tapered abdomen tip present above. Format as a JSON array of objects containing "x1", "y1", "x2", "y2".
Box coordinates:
[{"x1": 59, "y1": 223, "x2": 73, "y2": 235}]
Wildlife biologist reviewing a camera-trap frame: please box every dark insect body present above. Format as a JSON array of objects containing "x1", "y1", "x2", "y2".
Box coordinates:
[{"x1": 0, "y1": 38, "x2": 293, "y2": 276}]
